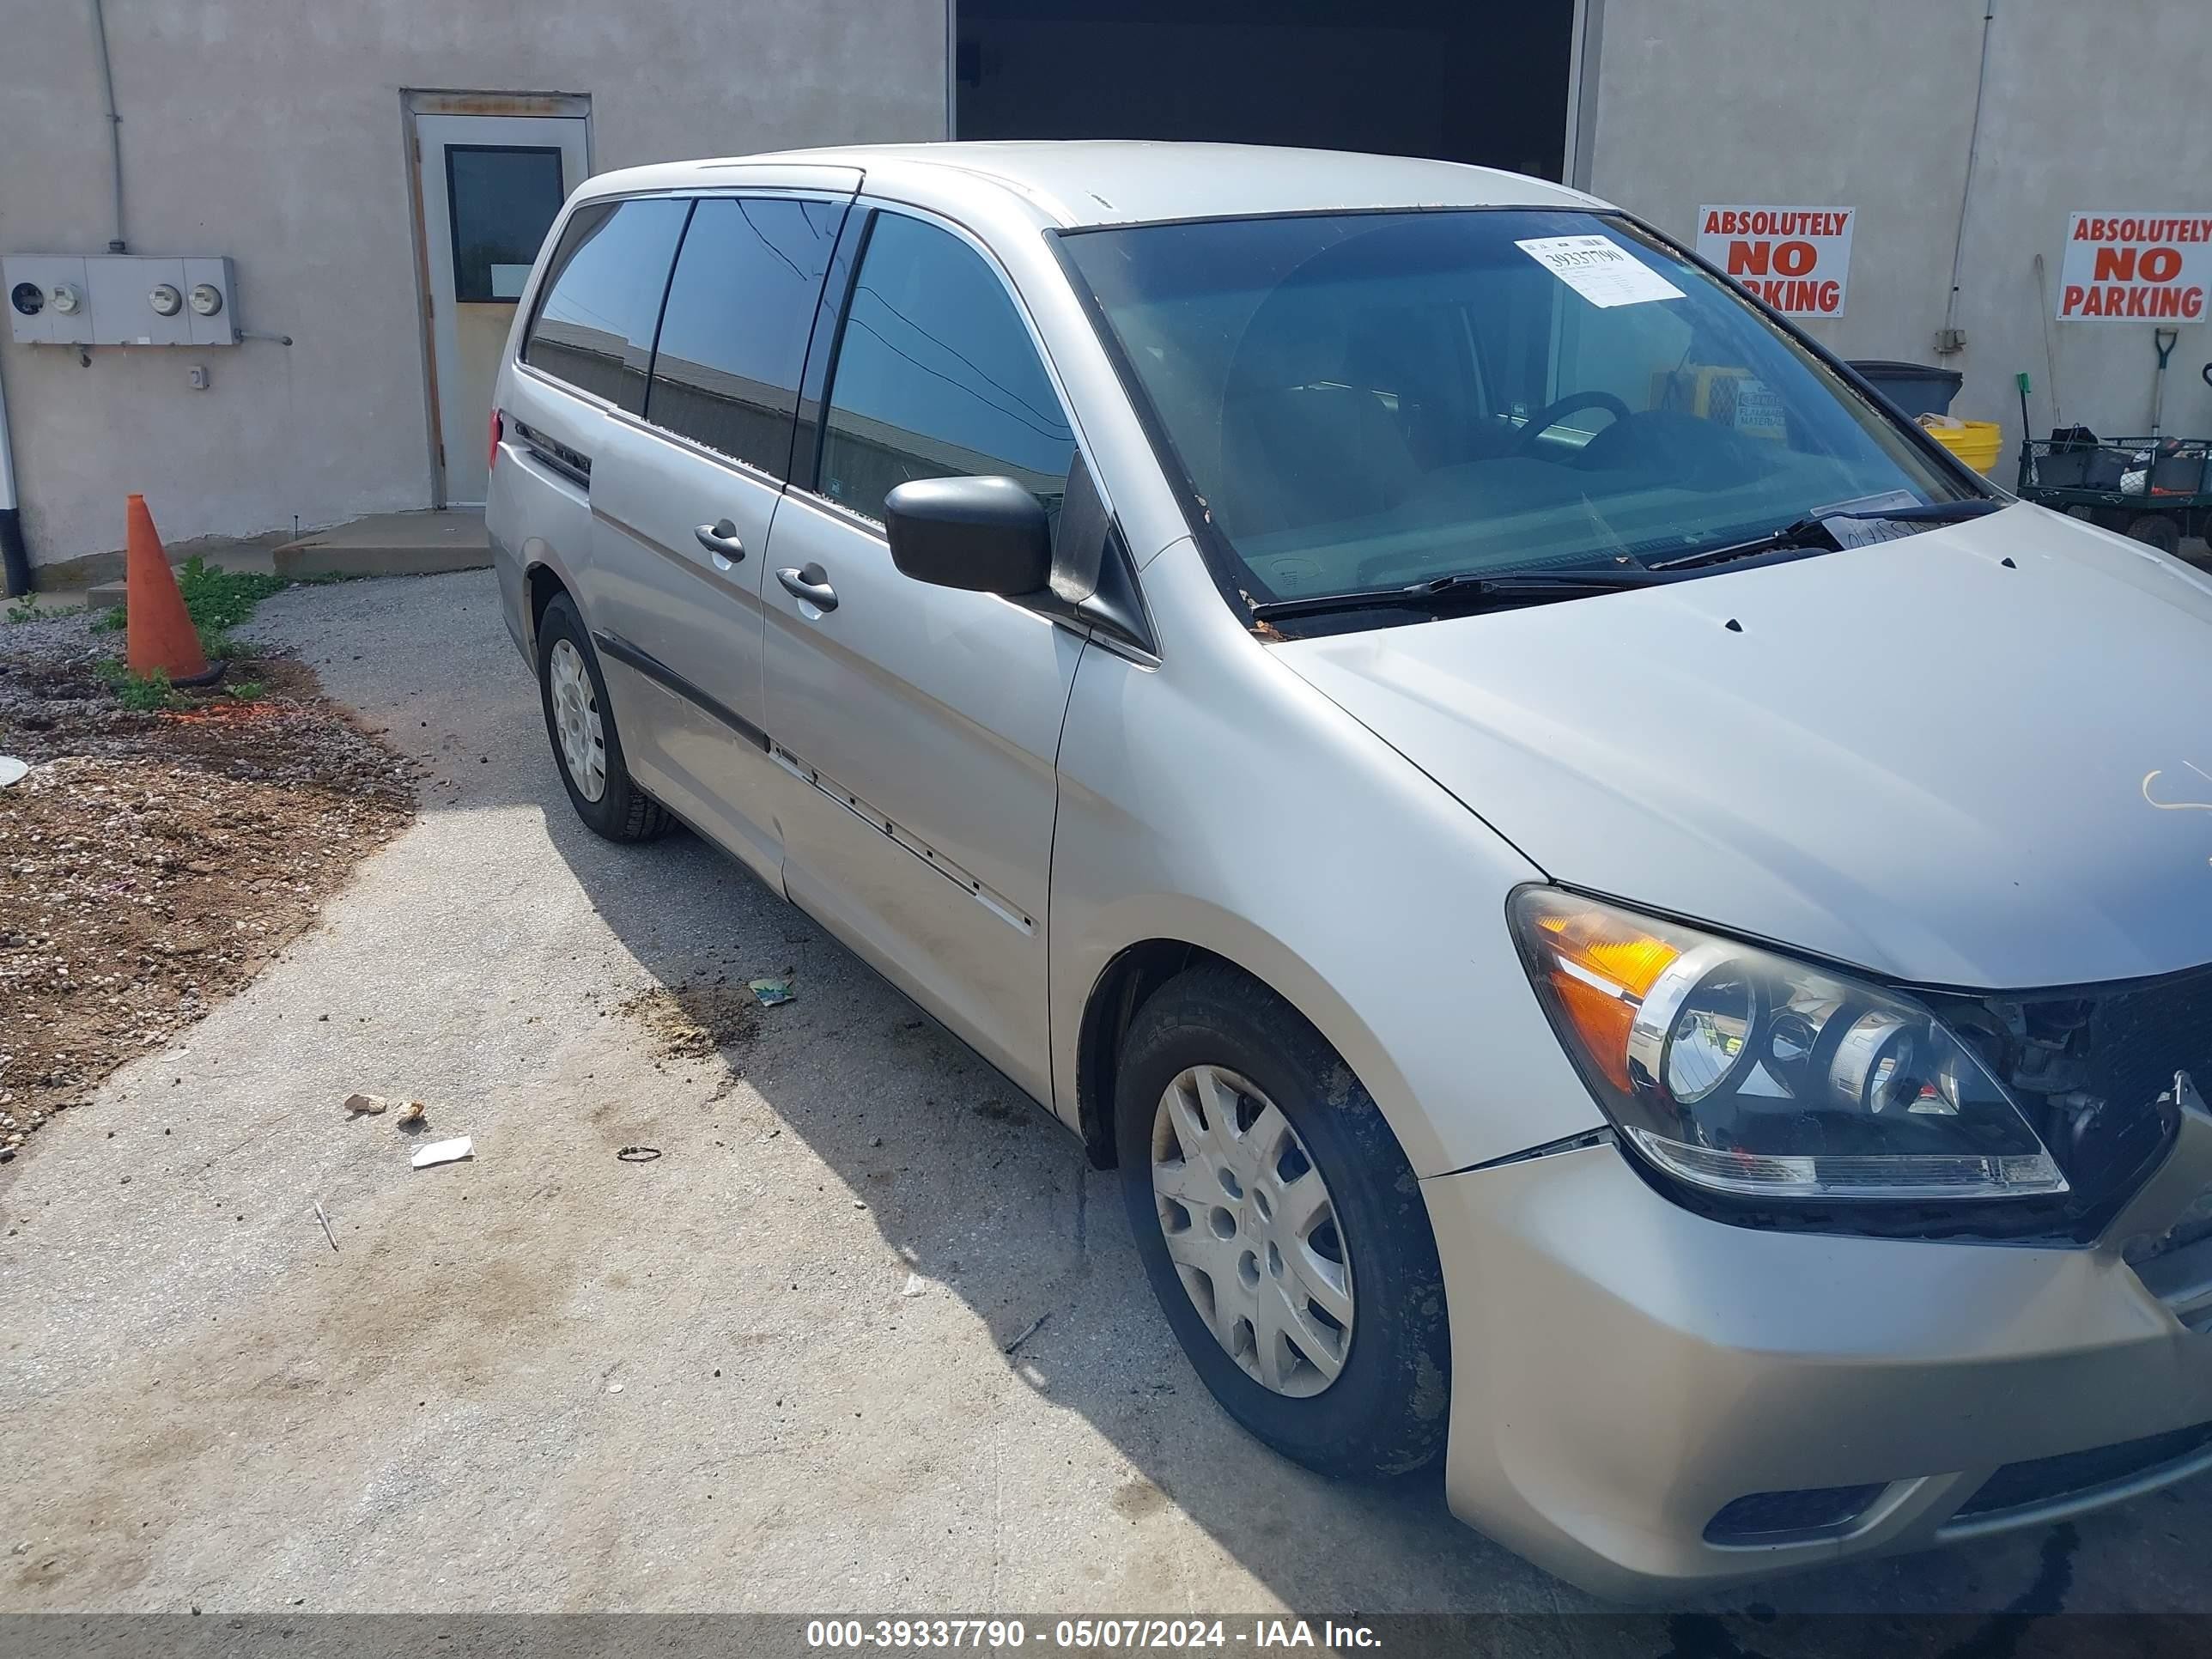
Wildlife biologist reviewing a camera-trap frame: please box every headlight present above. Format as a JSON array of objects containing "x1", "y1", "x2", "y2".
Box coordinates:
[{"x1": 1510, "y1": 888, "x2": 2065, "y2": 1201}]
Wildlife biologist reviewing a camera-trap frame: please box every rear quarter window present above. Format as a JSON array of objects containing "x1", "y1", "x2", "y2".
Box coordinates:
[{"x1": 521, "y1": 197, "x2": 690, "y2": 414}]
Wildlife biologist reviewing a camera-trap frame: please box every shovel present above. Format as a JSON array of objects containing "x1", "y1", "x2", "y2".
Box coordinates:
[{"x1": 2151, "y1": 327, "x2": 2180, "y2": 437}]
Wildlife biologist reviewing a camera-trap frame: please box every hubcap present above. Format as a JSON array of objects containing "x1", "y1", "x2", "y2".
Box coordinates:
[
  {"x1": 548, "y1": 638, "x2": 607, "y2": 802},
  {"x1": 1151, "y1": 1065, "x2": 1354, "y2": 1397}
]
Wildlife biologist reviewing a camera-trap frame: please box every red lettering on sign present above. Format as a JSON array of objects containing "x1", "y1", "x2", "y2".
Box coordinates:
[
  {"x1": 2141, "y1": 246, "x2": 2184, "y2": 283},
  {"x1": 2093, "y1": 246, "x2": 2137, "y2": 283},
  {"x1": 1772, "y1": 240, "x2": 1817, "y2": 276},
  {"x1": 2187, "y1": 288, "x2": 2206, "y2": 319},
  {"x1": 1727, "y1": 240, "x2": 1769, "y2": 276}
]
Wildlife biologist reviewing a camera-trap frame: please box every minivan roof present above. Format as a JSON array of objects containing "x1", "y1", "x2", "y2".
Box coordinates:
[{"x1": 575, "y1": 141, "x2": 1610, "y2": 229}]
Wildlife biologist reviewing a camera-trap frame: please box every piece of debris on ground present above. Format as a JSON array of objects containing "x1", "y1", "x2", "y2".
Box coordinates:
[
  {"x1": 618, "y1": 981, "x2": 760, "y2": 1061},
  {"x1": 0, "y1": 611, "x2": 416, "y2": 1157},
  {"x1": 410, "y1": 1135, "x2": 472, "y2": 1169},
  {"x1": 748, "y1": 976, "x2": 796, "y2": 1008}
]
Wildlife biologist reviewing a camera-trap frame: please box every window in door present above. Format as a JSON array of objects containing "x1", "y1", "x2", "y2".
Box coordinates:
[
  {"x1": 521, "y1": 197, "x2": 690, "y2": 413},
  {"x1": 646, "y1": 196, "x2": 848, "y2": 477},
  {"x1": 447, "y1": 145, "x2": 568, "y2": 302},
  {"x1": 818, "y1": 212, "x2": 1076, "y2": 524}
]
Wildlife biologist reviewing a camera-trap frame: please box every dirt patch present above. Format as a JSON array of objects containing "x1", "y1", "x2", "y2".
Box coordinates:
[
  {"x1": 0, "y1": 621, "x2": 416, "y2": 1158},
  {"x1": 618, "y1": 981, "x2": 760, "y2": 1062}
]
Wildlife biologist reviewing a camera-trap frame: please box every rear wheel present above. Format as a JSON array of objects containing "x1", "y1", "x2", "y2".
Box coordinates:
[
  {"x1": 1115, "y1": 964, "x2": 1449, "y2": 1479},
  {"x1": 536, "y1": 592, "x2": 672, "y2": 842}
]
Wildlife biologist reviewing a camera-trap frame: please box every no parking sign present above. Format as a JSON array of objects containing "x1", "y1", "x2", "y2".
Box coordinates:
[
  {"x1": 2056, "y1": 213, "x2": 2212, "y2": 320},
  {"x1": 1695, "y1": 205, "x2": 1855, "y2": 318}
]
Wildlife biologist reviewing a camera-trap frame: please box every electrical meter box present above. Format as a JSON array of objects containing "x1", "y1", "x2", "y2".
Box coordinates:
[{"x1": 4, "y1": 254, "x2": 238, "y2": 347}]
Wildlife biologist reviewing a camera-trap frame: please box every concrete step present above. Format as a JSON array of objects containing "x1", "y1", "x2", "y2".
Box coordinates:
[
  {"x1": 272, "y1": 508, "x2": 489, "y2": 580},
  {"x1": 84, "y1": 510, "x2": 489, "y2": 607}
]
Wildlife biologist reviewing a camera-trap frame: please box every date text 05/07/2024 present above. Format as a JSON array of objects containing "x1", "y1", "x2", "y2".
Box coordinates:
[{"x1": 804, "y1": 1618, "x2": 1382, "y2": 1650}]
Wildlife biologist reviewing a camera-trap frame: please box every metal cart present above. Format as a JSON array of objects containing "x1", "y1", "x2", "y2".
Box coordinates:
[{"x1": 2015, "y1": 432, "x2": 2212, "y2": 555}]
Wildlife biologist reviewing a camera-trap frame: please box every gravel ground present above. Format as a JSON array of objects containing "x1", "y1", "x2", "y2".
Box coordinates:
[
  {"x1": 0, "y1": 612, "x2": 412, "y2": 1160},
  {"x1": 3, "y1": 571, "x2": 2211, "y2": 1635}
]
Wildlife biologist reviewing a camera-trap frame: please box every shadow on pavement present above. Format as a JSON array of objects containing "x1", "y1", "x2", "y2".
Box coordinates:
[{"x1": 517, "y1": 739, "x2": 2212, "y2": 1629}]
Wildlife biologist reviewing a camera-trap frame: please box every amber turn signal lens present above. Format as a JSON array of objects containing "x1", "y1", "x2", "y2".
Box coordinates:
[{"x1": 1533, "y1": 908, "x2": 1680, "y2": 1091}]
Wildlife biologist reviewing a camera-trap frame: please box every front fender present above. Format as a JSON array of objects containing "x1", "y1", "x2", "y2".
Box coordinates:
[{"x1": 1048, "y1": 539, "x2": 1607, "y2": 1178}]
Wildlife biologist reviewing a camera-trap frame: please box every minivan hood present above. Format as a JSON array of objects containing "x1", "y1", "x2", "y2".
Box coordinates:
[{"x1": 1279, "y1": 505, "x2": 2212, "y2": 988}]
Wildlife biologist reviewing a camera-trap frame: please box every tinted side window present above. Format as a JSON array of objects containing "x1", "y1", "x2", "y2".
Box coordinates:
[
  {"x1": 647, "y1": 196, "x2": 846, "y2": 477},
  {"x1": 819, "y1": 212, "x2": 1075, "y2": 522},
  {"x1": 521, "y1": 198, "x2": 690, "y2": 414}
]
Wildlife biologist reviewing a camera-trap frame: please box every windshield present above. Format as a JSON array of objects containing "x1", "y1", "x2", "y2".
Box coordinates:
[{"x1": 1058, "y1": 210, "x2": 1973, "y2": 613}]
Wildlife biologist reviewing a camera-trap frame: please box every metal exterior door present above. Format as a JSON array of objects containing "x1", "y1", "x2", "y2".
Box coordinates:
[{"x1": 416, "y1": 112, "x2": 588, "y2": 504}]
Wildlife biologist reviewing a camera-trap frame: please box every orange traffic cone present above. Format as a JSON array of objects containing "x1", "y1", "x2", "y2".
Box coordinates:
[{"x1": 124, "y1": 494, "x2": 220, "y2": 686}]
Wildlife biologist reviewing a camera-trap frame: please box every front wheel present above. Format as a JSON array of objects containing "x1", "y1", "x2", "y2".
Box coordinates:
[{"x1": 1115, "y1": 964, "x2": 1449, "y2": 1479}]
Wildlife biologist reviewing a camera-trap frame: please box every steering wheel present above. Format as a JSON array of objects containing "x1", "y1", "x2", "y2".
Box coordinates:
[{"x1": 1515, "y1": 389, "x2": 1633, "y2": 454}]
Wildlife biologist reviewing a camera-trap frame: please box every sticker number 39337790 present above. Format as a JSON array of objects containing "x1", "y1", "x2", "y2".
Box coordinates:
[{"x1": 1515, "y1": 234, "x2": 1686, "y2": 309}]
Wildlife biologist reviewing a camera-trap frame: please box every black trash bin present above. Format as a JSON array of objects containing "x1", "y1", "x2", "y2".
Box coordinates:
[{"x1": 1849, "y1": 360, "x2": 1965, "y2": 422}]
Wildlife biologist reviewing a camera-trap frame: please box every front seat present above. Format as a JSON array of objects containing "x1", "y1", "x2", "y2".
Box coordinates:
[{"x1": 1216, "y1": 309, "x2": 1424, "y2": 543}]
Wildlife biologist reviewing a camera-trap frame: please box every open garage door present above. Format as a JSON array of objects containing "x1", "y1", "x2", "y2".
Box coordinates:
[{"x1": 955, "y1": 0, "x2": 1584, "y2": 183}]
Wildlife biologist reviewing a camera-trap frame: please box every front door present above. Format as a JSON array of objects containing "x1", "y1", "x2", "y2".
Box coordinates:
[
  {"x1": 416, "y1": 110, "x2": 589, "y2": 504},
  {"x1": 762, "y1": 208, "x2": 1084, "y2": 1105}
]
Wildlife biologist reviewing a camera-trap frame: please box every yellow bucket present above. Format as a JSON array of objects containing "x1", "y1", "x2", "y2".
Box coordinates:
[{"x1": 1918, "y1": 414, "x2": 2003, "y2": 475}]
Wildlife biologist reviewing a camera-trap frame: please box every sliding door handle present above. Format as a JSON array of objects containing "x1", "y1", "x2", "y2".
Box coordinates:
[
  {"x1": 775, "y1": 563, "x2": 838, "y2": 612},
  {"x1": 695, "y1": 520, "x2": 746, "y2": 565}
]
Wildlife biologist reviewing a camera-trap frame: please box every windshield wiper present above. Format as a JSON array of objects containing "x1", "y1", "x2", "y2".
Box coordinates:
[
  {"x1": 1249, "y1": 500, "x2": 2014, "y2": 622},
  {"x1": 1650, "y1": 496, "x2": 2008, "y2": 573},
  {"x1": 1248, "y1": 566, "x2": 1674, "y2": 624},
  {"x1": 1650, "y1": 517, "x2": 1840, "y2": 571},
  {"x1": 1835, "y1": 498, "x2": 2007, "y2": 524}
]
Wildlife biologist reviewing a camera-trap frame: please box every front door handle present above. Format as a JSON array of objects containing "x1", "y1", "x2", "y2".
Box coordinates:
[
  {"x1": 695, "y1": 520, "x2": 746, "y2": 566},
  {"x1": 775, "y1": 562, "x2": 838, "y2": 612}
]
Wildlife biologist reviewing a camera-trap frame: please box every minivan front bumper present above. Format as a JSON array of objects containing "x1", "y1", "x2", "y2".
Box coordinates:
[{"x1": 1424, "y1": 1107, "x2": 2212, "y2": 1599}]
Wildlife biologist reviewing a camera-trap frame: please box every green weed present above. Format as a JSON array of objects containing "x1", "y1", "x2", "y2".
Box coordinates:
[
  {"x1": 5, "y1": 595, "x2": 87, "y2": 624},
  {"x1": 99, "y1": 555, "x2": 289, "y2": 641},
  {"x1": 176, "y1": 556, "x2": 286, "y2": 633},
  {"x1": 95, "y1": 660, "x2": 184, "y2": 712}
]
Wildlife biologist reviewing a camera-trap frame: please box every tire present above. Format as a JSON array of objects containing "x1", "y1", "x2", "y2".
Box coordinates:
[
  {"x1": 535, "y1": 592, "x2": 673, "y2": 842},
  {"x1": 2126, "y1": 512, "x2": 2182, "y2": 556},
  {"x1": 1115, "y1": 963, "x2": 1449, "y2": 1479}
]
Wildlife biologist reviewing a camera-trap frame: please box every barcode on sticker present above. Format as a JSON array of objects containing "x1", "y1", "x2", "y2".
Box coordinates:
[{"x1": 1515, "y1": 234, "x2": 1685, "y2": 309}]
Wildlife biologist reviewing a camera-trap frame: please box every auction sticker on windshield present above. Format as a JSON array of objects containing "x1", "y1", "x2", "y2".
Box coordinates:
[{"x1": 1516, "y1": 234, "x2": 1685, "y2": 308}]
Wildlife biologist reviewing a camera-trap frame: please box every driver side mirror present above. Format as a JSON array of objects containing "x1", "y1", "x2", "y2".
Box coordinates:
[{"x1": 884, "y1": 476, "x2": 1053, "y2": 597}]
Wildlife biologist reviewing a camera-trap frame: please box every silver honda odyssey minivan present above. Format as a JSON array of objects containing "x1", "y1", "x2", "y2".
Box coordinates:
[{"x1": 487, "y1": 141, "x2": 2212, "y2": 1596}]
